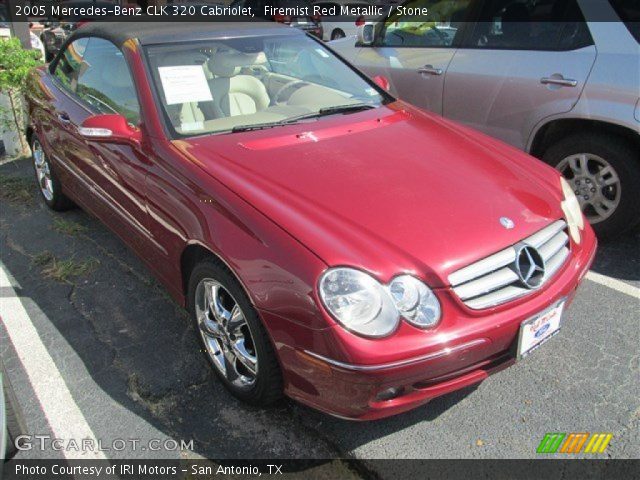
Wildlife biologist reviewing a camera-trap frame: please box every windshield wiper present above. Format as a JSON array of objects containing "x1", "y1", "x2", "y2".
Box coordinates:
[
  {"x1": 230, "y1": 104, "x2": 376, "y2": 133},
  {"x1": 316, "y1": 103, "x2": 376, "y2": 116},
  {"x1": 231, "y1": 120, "x2": 295, "y2": 133}
]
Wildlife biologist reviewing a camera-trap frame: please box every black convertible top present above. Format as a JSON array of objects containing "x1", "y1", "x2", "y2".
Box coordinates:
[{"x1": 72, "y1": 21, "x2": 299, "y2": 48}]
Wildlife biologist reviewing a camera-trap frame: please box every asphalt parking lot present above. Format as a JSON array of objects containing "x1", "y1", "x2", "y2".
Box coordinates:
[{"x1": 1, "y1": 156, "x2": 638, "y2": 475}]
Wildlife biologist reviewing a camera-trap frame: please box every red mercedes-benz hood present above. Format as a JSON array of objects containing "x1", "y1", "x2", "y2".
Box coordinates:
[{"x1": 174, "y1": 102, "x2": 564, "y2": 287}]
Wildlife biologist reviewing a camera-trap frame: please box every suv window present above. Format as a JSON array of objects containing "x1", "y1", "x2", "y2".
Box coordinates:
[
  {"x1": 378, "y1": 0, "x2": 473, "y2": 48},
  {"x1": 466, "y1": 0, "x2": 593, "y2": 51},
  {"x1": 53, "y1": 38, "x2": 89, "y2": 90},
  {"x1": 609, "y1": 0, "x2": 640, "y2": 43},
  {"x1": 74, "y1": 38, "x2": 140, "y2": 124}
]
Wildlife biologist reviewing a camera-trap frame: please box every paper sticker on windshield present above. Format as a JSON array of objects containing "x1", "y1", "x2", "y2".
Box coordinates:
[{"x1": 158, "y1": 65, "x2": 213, "y2": 105}]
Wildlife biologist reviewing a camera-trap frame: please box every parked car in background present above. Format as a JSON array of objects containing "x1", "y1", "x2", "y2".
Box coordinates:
[
  {"x1": 315, "y1": 0, "x2": 398, "y2": 41},
  {"x1": 230, "y1": 0, "x2": 323, "y2": 38},
  {"x1": 331, "y1": 0, "x2": 640, "y2": 238},
  {"x1": 314, "y1": 0, "x2": 375, "y2": 40},
  {"x1": 25, "y1": 22, "x2": 595, "y2": 420}
]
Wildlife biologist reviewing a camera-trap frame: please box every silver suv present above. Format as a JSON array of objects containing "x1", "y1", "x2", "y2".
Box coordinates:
[{"x1": 330, "y1": 0, "x2": 640, "y2": 238}]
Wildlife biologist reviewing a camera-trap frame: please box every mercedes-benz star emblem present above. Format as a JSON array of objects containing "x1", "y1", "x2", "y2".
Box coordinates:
[
  {"x1": 500, "y1": 217, "x2": 515, "y2": 229},
  {"x1": 514, "y1": 245, "x2": 545, "y2": 289}
]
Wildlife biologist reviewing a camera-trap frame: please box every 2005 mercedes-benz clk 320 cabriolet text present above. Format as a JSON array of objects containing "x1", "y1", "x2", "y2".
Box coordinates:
[{"x1": 25, "y1": 22, "x2": 596, "y2": 420}]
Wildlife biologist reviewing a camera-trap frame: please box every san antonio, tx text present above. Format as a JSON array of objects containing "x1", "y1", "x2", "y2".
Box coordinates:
[{"x1": 15, "y1": 463, "x2": 284, "y2": 476}]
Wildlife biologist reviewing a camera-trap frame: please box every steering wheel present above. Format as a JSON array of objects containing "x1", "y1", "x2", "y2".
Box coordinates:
[{"x1": 274, "y1": 80, "x2": 310, "y2": 105}]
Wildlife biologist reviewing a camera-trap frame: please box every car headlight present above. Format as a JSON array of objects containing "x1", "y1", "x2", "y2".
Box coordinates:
[
  {"x1": 388, "y1": 275, "x2": 441, "y2": 328},
  {"x1": 560, "y1": 176, "x2": 584, "y2": 244},
  {"x1": 318, "y1": 268, "x2": 441, "y2": 338},
  {"x1": 319, "y1": 268, "x2": 399, "y2": 338}
]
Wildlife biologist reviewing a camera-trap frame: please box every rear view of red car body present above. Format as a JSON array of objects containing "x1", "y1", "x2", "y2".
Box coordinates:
[{"x1": 24, "y1": 22, "x2": 596, "y2": 420}]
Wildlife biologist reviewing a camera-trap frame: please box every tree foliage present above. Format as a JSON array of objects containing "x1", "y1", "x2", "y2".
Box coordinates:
[
  {"x1": 0, "y1": 37, "x2": 43, "y2": 92},
  {"x1": 0, "y1": 37, "x2": 43, "y2": 156}
]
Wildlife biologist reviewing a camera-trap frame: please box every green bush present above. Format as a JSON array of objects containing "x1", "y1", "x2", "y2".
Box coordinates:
[{"x1": 0, "y1": 37, "x2": 44, "y2": 156}]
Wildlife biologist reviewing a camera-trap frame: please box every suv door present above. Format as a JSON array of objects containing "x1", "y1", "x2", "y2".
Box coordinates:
[
  {"x1": 443, "y1": 0, "x2": 597, "y2": 149},
  {"x1": 350, "y1": 0, "x2": 474, "y2": 113}
]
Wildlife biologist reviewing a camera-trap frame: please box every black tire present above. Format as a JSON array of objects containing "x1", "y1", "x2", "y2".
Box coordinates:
[
  {"x1": 543, "y1": 133, "x2": 640, "y2": 239},
  {"x1": 331, "y1": 29, "x2": 346, "y2": 40},
  {"x1": 187, "y1": 258, "x2": 283, "y2": 406},
  {"x1": 31, "y1": 134, "x2": 74, "y2": 211}
]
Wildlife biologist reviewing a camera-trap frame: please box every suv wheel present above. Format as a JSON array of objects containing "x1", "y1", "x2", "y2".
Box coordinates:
[
  {"x1": 543, "y1": 133, "x2": 640, "y2": 239},
  {"x1": 187, "y1": 259, "x2": 283, "y2": 405},
  {"x1": 31, "y1": 135, "x2": 74, "y2": 211}
]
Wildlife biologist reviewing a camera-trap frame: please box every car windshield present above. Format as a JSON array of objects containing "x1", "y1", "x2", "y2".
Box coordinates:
[{"x1": 145, "y1": 34, "x2": 387, "y2": 137}]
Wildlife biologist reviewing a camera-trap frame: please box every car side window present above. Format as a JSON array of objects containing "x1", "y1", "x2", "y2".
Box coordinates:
[
  {"x1": 74, "y1": 38, "x2": 141, "y2": 125},
  {"x1": 52, "y1": 38, "x2": 89, "y2": 91},
  {"x1": 467, "y1": 0, "x2": 594, "y2": 51},
  {"x1": 609, "y1": 0, "x2": 640, "y2": 44},
  {"x1": 378, "y1": 0, "x2": 473, "y2": 48}
]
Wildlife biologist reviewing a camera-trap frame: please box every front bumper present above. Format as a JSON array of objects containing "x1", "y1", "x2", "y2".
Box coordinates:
[{"x1": 264, "y1": 225, "x2": 597, "y2": 420}]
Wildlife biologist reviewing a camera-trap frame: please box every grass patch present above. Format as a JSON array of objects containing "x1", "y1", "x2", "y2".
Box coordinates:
[
  {"x1": 52, "y1": 217, "x2": 87, "y2": 236},
  {"x1": 0, "y1": 174, "x2": 34, "y2": 203},
  {"x1": 37, "y1": 254, "x2": 99, "y2": 283},
  {"x1": 32, "y1": 250, "x2": 54, "y2": 266}
]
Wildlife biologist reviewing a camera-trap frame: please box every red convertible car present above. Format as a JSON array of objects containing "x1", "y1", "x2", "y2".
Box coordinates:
[{"x1": 25, "y1": 22, "x2": 596, "y2": 420}]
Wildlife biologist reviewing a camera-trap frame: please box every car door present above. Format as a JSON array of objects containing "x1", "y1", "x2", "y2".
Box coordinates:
[
  {"x1": 49, "y1": 36, "x2": 155, "y2": 256},
  {"x1": 443, "y1": 0, "x2": 597, "y2": 150},
  {"x1": 70, "y1": 37, "x2": 156, "y2": 254},
  {"x1": 350, "y1": 0, "x2": 474, "y2": 114}
]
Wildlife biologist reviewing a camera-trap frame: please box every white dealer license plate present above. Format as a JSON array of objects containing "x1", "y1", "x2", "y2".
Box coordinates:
[{"x1": 517, "y1": 300, "x2": 564, "y2": 358}]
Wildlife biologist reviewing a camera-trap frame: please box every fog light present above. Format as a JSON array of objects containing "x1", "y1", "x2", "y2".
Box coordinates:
[{"x1": 375, "y1": 387, "x2": 404, "y2": 402}]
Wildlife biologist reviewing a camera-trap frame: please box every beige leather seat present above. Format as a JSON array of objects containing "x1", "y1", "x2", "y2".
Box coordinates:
[{"x1": 207, "y1": 52, "x2": 270, "y2": 118}]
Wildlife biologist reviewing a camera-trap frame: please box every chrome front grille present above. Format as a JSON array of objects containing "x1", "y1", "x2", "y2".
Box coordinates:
[{"x1": 449, "y1": 220, "x2": 570, "y2": 309}]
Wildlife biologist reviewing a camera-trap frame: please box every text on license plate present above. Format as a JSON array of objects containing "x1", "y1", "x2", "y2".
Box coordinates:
[{"x1": 518, "y1": 300, "x2": 564, "y2": 358}]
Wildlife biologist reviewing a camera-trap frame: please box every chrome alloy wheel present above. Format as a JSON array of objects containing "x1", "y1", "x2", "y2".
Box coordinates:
[
  {"x1": 195, "y1": 279, "x2": 258, "y2": 388},
  {"x1": 32, "y1": 140, "x2": 54, "y2": 201},
  {"x1": 557, "y1": 153, "x2": 621, "y2": 224}
]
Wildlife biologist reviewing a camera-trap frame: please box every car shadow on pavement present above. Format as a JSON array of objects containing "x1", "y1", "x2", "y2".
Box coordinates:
[{"x1": 589, "y1": 226, "x2": 640, "y2": 283}]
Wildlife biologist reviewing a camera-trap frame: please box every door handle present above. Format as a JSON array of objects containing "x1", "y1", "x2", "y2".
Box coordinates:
[
  {"x1": 57, "y1": 113, "x2": 71, "y2": 123},
  {"x1": 417, "y1": 65, "x2": 443, "y2": 76},
  {"x1": 541, "y1": 76, "x2": 578, "y2": 88}
]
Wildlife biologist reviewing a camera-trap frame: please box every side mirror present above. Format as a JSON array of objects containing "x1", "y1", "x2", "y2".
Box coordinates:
[
  {"x1": 79, "y1": 114, "x2": 141, "y2": 146},
  {"x1": 357, "y1": 23, "x2": 376, "y2": 46},
  {"x1": 372, "y1": 75, "x2": 390, "y2": 92}
]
